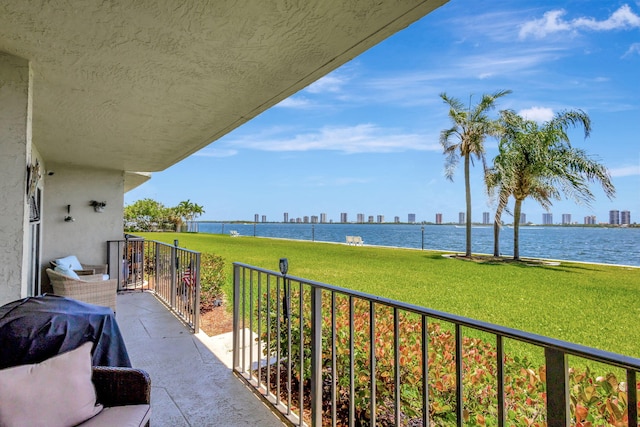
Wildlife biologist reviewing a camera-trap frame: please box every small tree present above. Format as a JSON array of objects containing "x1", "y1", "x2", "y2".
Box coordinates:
[
  {"x1": 440, "y1": 90, "x2": 511, "y2": 257},
  {"x1": 495, "y1": 109, "x2": 615, "y2": 260}
]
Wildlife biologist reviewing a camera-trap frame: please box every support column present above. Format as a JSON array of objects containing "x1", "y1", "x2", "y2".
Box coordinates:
[{"x1": 0, "y1": 52, "x2": 33, "y2": 304}]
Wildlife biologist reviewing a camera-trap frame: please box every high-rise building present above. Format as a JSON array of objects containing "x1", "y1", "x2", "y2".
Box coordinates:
[
  {"x1": 408, "y1": 213, "x2": 416, "y2": 223},
  {"x1": 458, "y1": 212, "x2": 465, "y2": 225},
  {"x1": 368, "y1": 215, "x2": 374, "y2": 223},
  {"x1": 483, "y1": 212, "x2": 490, "y2": 225},
  {"x1": 283, "y1": 212, "x2": 289, "y2": 223},
  {"x1": 562, "y1": 214, "x2": 571, "y2": 225},
  {"x1": 621, "y1": 210, "x2": 631, "y2": 225},
  {"x1": 520, "y1": 213, "x2": 526, "y2": 224},
  {"x1": 542, "y1": 213, "x2": 553, "y2": 225},
  {"x1": 254, "y1": 214, "x2": 259, "y2": 222},
  {"x1": 311, "y1": 216, "x2": 318, "y2": 223},
  {"x1": 609, "y1": 210, "x2": 620, "y2": 225},
  {"x1": 394, "y1": 216, "x2": 400, "y2": 223},
  {"x1": 377, "y1": 215, "x2": 384, "y2": 223},
  {"x1": 435, "y1": 213, "x2": 442, "y2": 224},
  {"x1": 303, "y1": 216, "x2": 309, "y2": 223},
  {"x1": 584, "y1": 215, "x2": 596, "y2": 225},
  {"x1": 320, "y1": 213, "x2": 327, "y2": 223},
  {"x1": 340, "y1": 212, "x2": 348, "y2": 223},
  {"x1": 261, "y1": 215, "x2": 266, "y2": 223},
  {"x1": 357, "y1": 213, "x2": 365, "y2": 223}
]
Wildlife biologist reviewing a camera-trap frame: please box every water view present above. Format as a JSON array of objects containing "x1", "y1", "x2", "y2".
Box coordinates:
[{"x1": 193, "y1": 222, "x2": 640, "y2": 267}]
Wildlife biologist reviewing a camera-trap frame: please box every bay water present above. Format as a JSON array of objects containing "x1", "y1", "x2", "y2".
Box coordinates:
[{"x1": 193, "y1": 222, "x2": 640, "y2": 267}]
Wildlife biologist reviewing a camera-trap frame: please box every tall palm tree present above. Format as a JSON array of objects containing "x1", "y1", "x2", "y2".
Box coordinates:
[
  {"x1": 440, "y1": 90, "x2": 511, "y2": 257},
  {"x1": 495, "y1": 109, "x2": 615, "y2": 260}
]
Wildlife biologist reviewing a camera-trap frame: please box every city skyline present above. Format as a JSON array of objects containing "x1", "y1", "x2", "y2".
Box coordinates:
[
  {"x1": 253, "y1": 209, "x2": 632, "y2": 225},
  {"x1": 125, "y1": 1, "x2": 640, "y2": 223}
]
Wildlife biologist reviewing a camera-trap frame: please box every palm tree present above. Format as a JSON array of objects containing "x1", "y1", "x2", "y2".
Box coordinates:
[
  {"x1": 495, "y1": 109, "x2": 615, "y2": 260},
  {"x1": 440, "y1": 90, "x2": 511, "y2": 257}
]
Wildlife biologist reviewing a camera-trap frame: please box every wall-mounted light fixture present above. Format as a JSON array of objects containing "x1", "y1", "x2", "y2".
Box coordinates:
[
  {"x1": 64, "y1": 204, "x2": 75, "y2": 222},
  {"x1": 89, "y1": 200, "x2": 107, "y2": 213}
]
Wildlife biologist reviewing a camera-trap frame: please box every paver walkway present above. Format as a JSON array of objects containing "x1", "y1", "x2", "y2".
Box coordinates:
[{"x1": 116, "y1": 292, "x2": 285, "y2": 427}]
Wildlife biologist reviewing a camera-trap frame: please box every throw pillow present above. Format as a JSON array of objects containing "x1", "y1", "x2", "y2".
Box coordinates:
[
  {"x1": 54, "y1": 264, "x2": 81, "y2": 280},
  {"x1": 0, "y1": 341, "x2": 103, "y2": 427},
  {"x1": 55, "y1": 255, "x2": 83, "y2": 271}
]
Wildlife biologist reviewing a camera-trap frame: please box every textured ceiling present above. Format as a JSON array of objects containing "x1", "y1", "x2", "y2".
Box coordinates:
[{"x1": 0, "y1": 0, "x2": 446, "y2": 174}]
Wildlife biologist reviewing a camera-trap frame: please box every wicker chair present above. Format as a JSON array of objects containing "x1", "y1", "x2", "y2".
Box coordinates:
[
  {"x1": 91, "y1": 366, "x2": 151, "y2": 427},
  {"x1": 45, "y1": 269, "x2": 117, "y2": 312}
]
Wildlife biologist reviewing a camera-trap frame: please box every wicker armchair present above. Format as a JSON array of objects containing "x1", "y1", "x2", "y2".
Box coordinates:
[
  {"x1": 91, "y1": 366, "x2": 151, "y2": 427},
  {"x1": 45, "y1": 269, "x2": 117, "y2": 312}
]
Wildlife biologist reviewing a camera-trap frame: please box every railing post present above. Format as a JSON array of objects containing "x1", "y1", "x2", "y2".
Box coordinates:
[
  {"x1": 193, "y1": 252, "x2": 200, "y2": 331},
  {"x1": 310, "y1": 286, "x2": 322, "y2": 427},
  {"x1": 545, "y1": 347, "x2": 570, "y2": 427},
  {"x1": 170, "y1": 244, "x2": 176, "y2": 308},
  {"x1": 232, "y1": 264, "x2": 241, "y2": 371}
]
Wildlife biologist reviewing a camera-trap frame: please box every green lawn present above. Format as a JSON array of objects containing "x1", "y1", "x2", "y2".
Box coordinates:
[{"x1": 138, "y1": 232, "x2": 640, "y2": 359}]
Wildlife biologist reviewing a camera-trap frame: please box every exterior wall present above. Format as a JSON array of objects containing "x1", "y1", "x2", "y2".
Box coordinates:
[
  {"x1": 0, "y1": 53, "x2": 32, "y2": 304},
  {"x1": 41, "y1": 164, "x2": 124, "y2": 292}
]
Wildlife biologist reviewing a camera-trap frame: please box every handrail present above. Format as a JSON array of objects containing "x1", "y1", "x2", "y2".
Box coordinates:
[
  {"x1": 233, "y1": 261, "x2": 640, "y2": 427},
  {"x1": 107, "y1": 237, "x2": 200, "y2": 332}
]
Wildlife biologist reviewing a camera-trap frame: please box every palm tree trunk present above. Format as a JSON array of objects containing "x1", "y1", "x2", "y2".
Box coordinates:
[
  {"x1": 493, "y1": 196, "x2": 507, "y2": 257},
  {"x1": 513, "y1": 198, "x2": 522, "y2": 260},
  {"x1": 464, "y1": 154, "x2": 472, "y2": 257}
]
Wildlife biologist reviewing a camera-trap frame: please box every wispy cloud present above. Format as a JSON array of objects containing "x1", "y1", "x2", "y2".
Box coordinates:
[
  {"x1": 194, "y1": 148, "x2": 238, "y2": 158},
  {"x1": 610, "y1": 164, "x2": 640, "y2": 177},
  {"x1": 623, "y1": 42, "x2": 640, "y2": 57},
  {"x1": 519, "y1": 5, "x2": 640, "y2": 39},
  {"x1": 518, "y1": 106, "x2": 555, "y2": 122},
  {"x1": 305, "y1": 73, "x2": 350, "y2": 94},
  {"x1": 221, "y1": 124, "x2": 440, "y2": 154},
  {"x1": 276, "y1": 96, "x2": 313, "y2": 109}
]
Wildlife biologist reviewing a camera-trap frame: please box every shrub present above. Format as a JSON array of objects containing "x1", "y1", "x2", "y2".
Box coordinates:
[
  {"x1": 199, "y1": 253, "x2": 225, "y2": 311},
  {"x1": 257, "y1": 286, "x2": 638, "y2": 426}
]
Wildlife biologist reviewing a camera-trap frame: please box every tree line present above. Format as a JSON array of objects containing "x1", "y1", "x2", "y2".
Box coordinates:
[
  {"x1": 440, "y1": 90, "x2": 615, "y2": 260},
  {"x1": 124, "y1": 198, "x2": 204, "y2": 232}
]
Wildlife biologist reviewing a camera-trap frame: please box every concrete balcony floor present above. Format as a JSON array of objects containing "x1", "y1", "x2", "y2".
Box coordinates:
[{"x1": 116, "y1": 291, "x2": 285, "y2": 427}]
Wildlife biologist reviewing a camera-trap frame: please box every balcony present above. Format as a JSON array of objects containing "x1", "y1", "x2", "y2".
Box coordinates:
[
  {"x1": 116, "y1": 291, "x2": 284, "y2": 426},
  {"x1": 114, "y1": 238, "x2": 640, "y2": 426}
]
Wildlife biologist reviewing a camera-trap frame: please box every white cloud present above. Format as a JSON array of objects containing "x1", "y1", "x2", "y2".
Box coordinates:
[
  {"x1": 610, "y1": 165, "x2": 640, "y2": 177},
  {"x1": 519, "y1": 10, "x2": 572, "y2": 39},
  {"x1": 623, "y1": 42, "x2": 640, "y2": 57},
  {"x1": 276, "y1": 97, "x2": 312, "y2": 108},
  {"x1": 194, "y1": 148, "x2": 238, "y2": 158},
  {"x1": 518, "y1": 106, "x2": 555, "y2": 122},
  {"x1": 223, "y1": 124, "x2": 441, "y2": 154},
  {"x1": 519, "y1": 5, "x2": 640, "y2": 39},
  {"x1": 305, "y1": 74, "x2": 349, "y2": 94}
]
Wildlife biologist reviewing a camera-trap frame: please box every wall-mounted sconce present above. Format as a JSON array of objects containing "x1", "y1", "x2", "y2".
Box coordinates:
[
  {"x1": 64, "y1": 204, "x2": 75, "y2": 222},
  {"x1": 89, "y1": 200, "x2": 107, "y2": 213}
]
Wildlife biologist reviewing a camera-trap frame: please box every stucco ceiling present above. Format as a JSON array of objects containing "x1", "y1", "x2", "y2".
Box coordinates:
[{"x1": 0, "y1": 0, "x2": 446, "y2": 175}]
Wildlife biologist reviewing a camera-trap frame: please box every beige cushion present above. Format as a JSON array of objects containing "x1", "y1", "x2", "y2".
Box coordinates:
[
  {"x1": 79, "y1": 405, "x2": 151, "y2": 427},
  {"x1": 0, "y1": 342, "x2": 103, "y2": 427}
]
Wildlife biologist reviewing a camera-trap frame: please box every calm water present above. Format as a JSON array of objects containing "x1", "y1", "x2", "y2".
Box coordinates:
[{"x1": 193, "y1": 222, "x2": 640, "y2": 267}]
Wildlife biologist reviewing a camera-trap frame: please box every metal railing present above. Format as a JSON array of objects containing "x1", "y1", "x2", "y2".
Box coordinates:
[
  {"x1": 107, "y1": 236, "x2": 200, "y2": 332},
  {"x1": 232, "y1": 261, "x2": 640, "y2": 427}
]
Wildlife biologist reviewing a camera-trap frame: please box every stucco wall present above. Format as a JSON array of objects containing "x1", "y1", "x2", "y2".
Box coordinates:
[
  {"x1": 41, "y1": 164, "x2": 124, "y2": 292},
  {"x1": 0, "y1": 53, "x2": 32, "y2": 304}
]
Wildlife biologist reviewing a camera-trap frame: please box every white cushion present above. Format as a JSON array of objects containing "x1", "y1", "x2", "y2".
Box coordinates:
[
  {"x1": 0, "y1": 341, "x2": 103, "y2": 427},
  {"x1": 79, "y1": 405, "x2": 151, "y2": 427},
  {"x1": 55, "y1": 255, "x2": 83, "y2": 271},
  {"x1": 54, "y1": 264, "x2": 81, "y2": 280}
]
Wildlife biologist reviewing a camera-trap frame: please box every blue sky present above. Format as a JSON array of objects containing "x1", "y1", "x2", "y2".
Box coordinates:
[{"x1": 126, "y1": 0, "x2": 640, "y2": 224}]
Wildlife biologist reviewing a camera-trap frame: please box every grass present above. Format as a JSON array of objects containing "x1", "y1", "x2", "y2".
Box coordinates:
[{"x1": 137, "y1": 232, "x2": 640, "y2": 360}]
